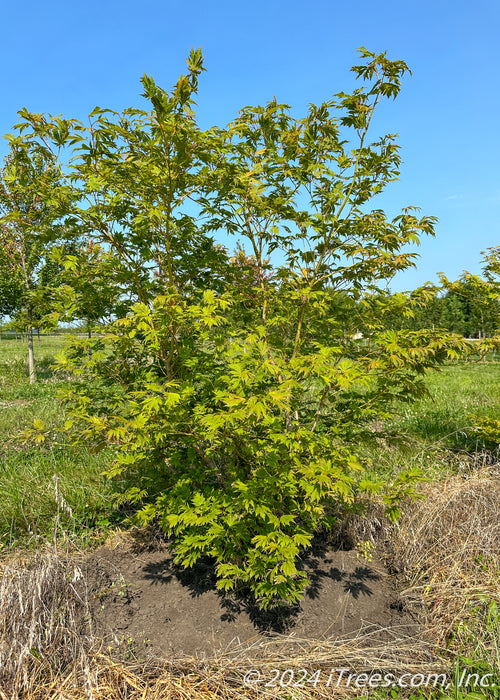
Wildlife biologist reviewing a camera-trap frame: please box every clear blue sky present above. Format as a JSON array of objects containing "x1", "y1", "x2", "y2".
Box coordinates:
[{"x1": 2, "y1": 0, "x2": 499, "y2": 291}]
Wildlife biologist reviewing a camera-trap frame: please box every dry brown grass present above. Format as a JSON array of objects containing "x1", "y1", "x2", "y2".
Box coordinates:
[
  {"x1": 0, "y1": 639, "x2": 441, "y2": 700},
  {"x1": 393, "y1": 465, "x2": 500, "y2": 654},
  {"x1": 0, "y1": 551, "x2": 97, "y2": 699}
]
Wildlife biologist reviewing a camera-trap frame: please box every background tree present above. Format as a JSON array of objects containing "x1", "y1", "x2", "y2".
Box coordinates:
[
  {"x1": 381, "y1": 248, "x2": 500, "y2": 338},
  {"x1": 0, "y1": 141, "x2": 67, "y2": 381},
  {"x1": 0, "y1": 248, "x2": 24, "y2": 320},
  {"x1": 440, "y1": 249, "x2": 500, "y2": 338},
  {"x1": 483, "y1": 245, "x2": 500, "y2": 280},
  {"x1": 51, "y1": 241, "x2": 128, "y2": 339}
]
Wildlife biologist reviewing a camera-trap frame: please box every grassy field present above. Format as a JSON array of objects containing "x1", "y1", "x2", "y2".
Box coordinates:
[
  {"x1": 358, "y1": 360, "x2": 500, "y2": 485},
  {"x1": 392, "y1": 360, "x2": 500, "y2": 445},
  {"x1": 0, "y1": 336, "x2": 117, "y2": 549}
]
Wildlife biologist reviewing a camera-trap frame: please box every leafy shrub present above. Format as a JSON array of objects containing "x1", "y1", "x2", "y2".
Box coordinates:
[
  {"x1": 53, "y1": 290, "x2": 458, "y2": 607},
  {"x1": 21, "y1": 48, "x2": 468, "y2": 608}
]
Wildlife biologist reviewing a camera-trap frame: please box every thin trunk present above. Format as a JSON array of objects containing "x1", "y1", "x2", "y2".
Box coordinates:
[
  {"x1": 27, "y1": 308, "x2": 36, "y2": 384},
  {"x1": 87, "y1": 322, "x2": 92, "y2": 360},
  {"x1": 20, "y1": 251, "x2": 35, "y2": 383}
]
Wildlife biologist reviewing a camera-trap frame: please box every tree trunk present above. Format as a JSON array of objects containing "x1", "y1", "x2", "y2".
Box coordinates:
[
  {"x1": 87, "y1": 323, "x2": 92, "y2": 360},
  {"x1": 27, "y1": 308, "x2": 36, "y2": 384}
]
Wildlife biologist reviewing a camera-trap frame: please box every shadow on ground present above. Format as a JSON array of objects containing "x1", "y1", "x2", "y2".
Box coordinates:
[
  {"x1": 140, "y1": 545, "x2": 381, "y2": 634},
  {"x1": 84, "y1": 530, "x2": 410, "y2": 656}
]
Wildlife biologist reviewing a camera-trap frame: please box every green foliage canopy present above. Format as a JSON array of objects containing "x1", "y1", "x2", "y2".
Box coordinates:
[{"x1": 18, "y1": 48, "x2": 471, "y2": 608}]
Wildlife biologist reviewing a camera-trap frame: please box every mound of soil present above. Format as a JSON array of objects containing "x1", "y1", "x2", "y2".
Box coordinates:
[{"x1": 83, "y1": 540, "x2": 417, "y2": 658}]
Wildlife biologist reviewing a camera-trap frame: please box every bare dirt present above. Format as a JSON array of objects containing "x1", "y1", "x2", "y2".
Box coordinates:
[{"x1": 83, "y1": 537, "x2": 418, "y2": 659}]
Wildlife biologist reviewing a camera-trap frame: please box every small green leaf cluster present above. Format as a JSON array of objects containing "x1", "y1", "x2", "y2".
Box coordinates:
[{"x1": 470, "y1": 416, "x2": 500, "y2": 447}]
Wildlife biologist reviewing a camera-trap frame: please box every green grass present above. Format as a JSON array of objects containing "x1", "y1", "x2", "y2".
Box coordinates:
[
  {"x1": 0, "y1": 336, "x2": 119, "y2": 549},
  {"x1": 356, "y1": 361, "x2": 500, "y2": 483},
  {"x1": 392, "y1": 362, "x2": 500, "y2": 447}
]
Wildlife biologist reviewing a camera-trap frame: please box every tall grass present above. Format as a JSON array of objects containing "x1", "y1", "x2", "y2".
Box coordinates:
[{"x1": 391, "y1": 362, "x2": 500, "y2": 449}]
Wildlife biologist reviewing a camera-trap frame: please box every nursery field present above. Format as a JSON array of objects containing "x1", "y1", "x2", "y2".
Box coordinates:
[{"x1": 0, "y1": 336, "x2": 499, "y2": 699}]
